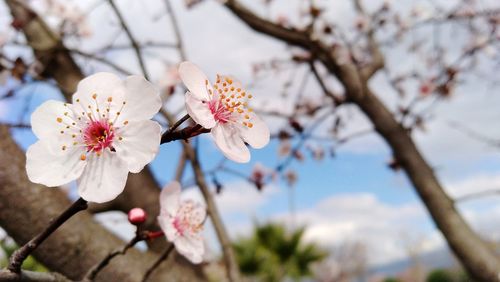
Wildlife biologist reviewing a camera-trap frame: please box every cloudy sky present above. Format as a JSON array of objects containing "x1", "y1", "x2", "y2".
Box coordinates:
[{"x1": 1, "y1": 0, "x2": 499, "y2": 269}]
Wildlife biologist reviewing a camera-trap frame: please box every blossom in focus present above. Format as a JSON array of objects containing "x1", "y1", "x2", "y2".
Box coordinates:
[
  {"x1": 179, "y1": 61, "x2": 270, "y2": 163},
  {"x1": 26, "y1": 73, "x2": 162, "y2": 203},
  {"x1": 158, "y1": 181, "x2": 205, "y2": 264}
]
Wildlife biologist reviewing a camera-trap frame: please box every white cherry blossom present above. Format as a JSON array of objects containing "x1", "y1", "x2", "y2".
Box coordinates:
[
  {"x1": 26, "y1": 72, "x2": 162, "y2": 203},
  {"x1": 158, "y1": 181, "x2": 205, "y2": 264},
  {"x1": 179, "y1": 61, "x2": 270, "y2": 163}
]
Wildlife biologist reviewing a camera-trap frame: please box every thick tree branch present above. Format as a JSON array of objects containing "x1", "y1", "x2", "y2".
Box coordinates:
[
  {"x1": 223, "y1": 1, "x2": 500, "y2": 281},
  {"x1": 8, "y1": 198, "x2": 88, "y2": 273}
]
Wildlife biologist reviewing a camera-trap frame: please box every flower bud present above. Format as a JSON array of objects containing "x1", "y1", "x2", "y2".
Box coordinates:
[{"x1": 128, "y1": 208, "x2": 147, "y2": 225}]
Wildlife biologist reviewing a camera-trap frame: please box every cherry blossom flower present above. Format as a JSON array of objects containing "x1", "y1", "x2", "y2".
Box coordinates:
[
  {"x1": 158, "y1": 181, "x2": 205, "y2": 264},
  {"x1": 26, "y1": 72, "x2": 162, "y2": 203},
  {"x1": 179, "y1": 61, "x2": 270, "y2": 163}
]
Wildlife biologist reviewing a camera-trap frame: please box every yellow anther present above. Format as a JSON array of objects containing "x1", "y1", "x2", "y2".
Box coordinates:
[
  {"x1": 237, "y1": 88, "x2": 241, "y2": 92},
  {"x1": 62, "y1": 145, "x2": 66, "y2": 151},
  {"x1": 247, "y1": 123, "x2": 253, "y2": 128},
  {"x1": 107, "y1": 97, "x2": 112, "y2": 102},
  {"x1": 73, "y1": 142, "x2": 78, "y2": 145},
  {"x1": 123, "y1": 120, "x2": 129, "y2": 125},
  {"x1": 57, "y1": 117, "x2": 63, "y2": 123},
  {"x1": 72, "y1": 134, "x2": 76, "y2": 138},
  {"x1": 119, "y1": 137, "x2": 123, "y2": 141},
  {"x1": 230, "y1": 87, "x2": 235, "y2": 91},
  {"x1": 92, "y1": 93, "x2": 97, "y2": 99},
  {"x1": 80, "y1": 154, "x2": 86, "y2": 161},
  {"x1": 76, "y1": 99, "x2": 80, "y2": 102},
  {"x1": 223, "y1": 82, "x2": 227, "y2": 87},
  {"x1": 245, "y1": 115, "x2": 250, "y2": 119},
  {"x1": 116, "y1": 112, "x2": 121, "y2": 115},
  {"x1": 248, "y1": 94, "x2": 253, "y2": 98},
  {"x1": 60, "y1": 130, "x2": 64, "y2": 134}
]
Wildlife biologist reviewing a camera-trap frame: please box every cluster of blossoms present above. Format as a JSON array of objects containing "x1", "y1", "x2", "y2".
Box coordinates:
[{"x1": 25, "y1": 61, "x2": 269, "y2": 263}]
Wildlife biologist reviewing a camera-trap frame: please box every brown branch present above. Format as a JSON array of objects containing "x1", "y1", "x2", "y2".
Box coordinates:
[
  {"x1": 8, "y1": 198, "x2": 88, "y2": 274},
  {"x1": 0, "y1": 125, "x2": 205, "y2": 281},
  {"x1": 68, "y1": 48, "x2": 132, "y2": 75},
  {"x1": 83, "y1": 230, "x2": 155, "y2": 281},
  {"x1": 142, "y1": 244, "x2": 175, "y2": 282},
  {"x1": 107, "y1": 0, "x2": 149, "y2": 79},
  {"x1": 0, "y1": 269, "x2": 71, "y2": 282},
  {"x1": 222, "y1": 1, "x2": 500, "y2": 281},
  {"x1": 160, "y1": 124, "x2": 209, "y2": 144}
]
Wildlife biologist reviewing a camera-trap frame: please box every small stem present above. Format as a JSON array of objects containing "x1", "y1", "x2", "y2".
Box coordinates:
[
  {"x1": 84, "y1": 233, "x2": 144, "y2": 280},
  {"x1": 160, "y1": 124, "x2": 209, "y2": 144},
  {"x1": 142, "y1": 244, "x2": 175, "y2": 282},
  {"x1": 167, "y1": 114, "x2": 190, "y2": 133},
  {"x1": 8, "y1": 198, "x2": 88, "y2": 273}
]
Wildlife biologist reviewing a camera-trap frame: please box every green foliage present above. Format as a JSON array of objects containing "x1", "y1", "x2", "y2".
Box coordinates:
[
  {"x1": 233, "y1": 222, "x2": 327, "y2": 282},
  {"x1": 0, "y1": 239, "x2": 47, "y2": 272},
  {"x1": 383, "y1": 278, "x2": 402, "y2": 282},
  {"x1": 426, "y1": 269, "x2": 456, "y2": 282}
]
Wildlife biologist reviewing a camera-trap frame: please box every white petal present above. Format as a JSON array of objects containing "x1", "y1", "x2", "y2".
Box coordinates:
[
  {"x1": 77, "y1": 150, "x2": 129, "y2": 203},
  {"x1": 30, "y1": 100, "x2": 81, "y2": 154},
  {"x1": 26, "y1": 141, "x2": 87, "y2": 187},
  {"x1": 185, "y1": 92, "x2": 216, "y2": 129},
  {"x1": 158, "y1": 214, "x2": 178, "y2": 242},
  {"x1": 174, "y1": 235, "x2": 204, "y2": 264},
  {"x1": 159, "y1": 181, "x2": 181, "y2": 215},
  {"x1": 237, "y1": 113, "x2": 270, "y2": 149},
  {"x1": 211, "y1": 123, "x2": 250, "y2": 163},
  {"x1": 119, "y1": 75, "x2": 162, "y2": 122},
  {"x1": 178, "y1": 62, "x2": 211, "y2": 101},
  {"x1": 72, "y1": 72, "x2": 125, "y2": 113},
  {"x1": 113, "y1": 120, "x2": 161, "y2": 173}
]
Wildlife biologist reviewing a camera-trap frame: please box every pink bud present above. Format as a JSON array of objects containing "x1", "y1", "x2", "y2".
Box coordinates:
[{"x1": 128, "y1": 208, "x2": 147, "y2": 225}]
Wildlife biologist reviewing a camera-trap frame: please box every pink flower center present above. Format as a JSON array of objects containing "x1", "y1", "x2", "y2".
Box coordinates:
[
  {"x1": 172, "y1": 201, "x2": 203, "y2": 236},
  {"x1": 83, "y1": 119, "x2": 115, "y2": 153},
  {"x1": 205, "y1": 75, "x2": 255, "y2": 128}
]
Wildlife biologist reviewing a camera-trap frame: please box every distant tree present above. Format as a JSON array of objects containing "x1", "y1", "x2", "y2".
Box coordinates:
[
  {"x1": 426, "y1": 269, "x2": 455, "y2": 282},
  {"x1": 233, "y1": 222, "x2": 326, "y2": 281},
  {"x1": 383, "y1": 278, "x2": 402, "y2": 282}
]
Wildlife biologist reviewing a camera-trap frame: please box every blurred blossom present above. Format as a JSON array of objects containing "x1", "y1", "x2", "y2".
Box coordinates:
[
  {"x1": 158, "y1": 65, "x2": 181, "y2": 102},
  {"x1": 158, "y1": 181, "x2": 205, "y2": 263},
  {"x1": 278, "y1": 140, "x2": 292, "y2": 157},
  {"x1": 284, "y1": 170, "x2": 298, "y2": 186}
]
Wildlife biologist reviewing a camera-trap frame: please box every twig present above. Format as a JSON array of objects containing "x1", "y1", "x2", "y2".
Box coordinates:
[
  {"x1": 8, "y1": 198, "x2": 88, "y2": 274},
  {"x1": 83, "y1": 232, "x2": 147, "y2": 281},
  {"x1": 160, "y1": 124, "x2": 209, "y2": 144},
  {"x1": 108, "y1": 0, "x2": 149, "y2": 79},
  {"x1": 0, "y1": 269, "x2": 71, "y2": 282},
  {"x1": 142, "y1": 244, "x2": 175, "y2": 282},
  {"x1": 455, "y1": 190, "x2": 500, "y2": 202},
  {"x1": 163, "y1": 0, "x2": 187, "y2": 60}
]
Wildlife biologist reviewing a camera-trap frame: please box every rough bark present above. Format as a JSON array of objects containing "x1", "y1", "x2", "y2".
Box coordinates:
[
  {"x1": 0, "y1": 125, "x2": 205, "y2": 281},
  {"x1": 223, "y1": 1, "x2": 500, "y2": 281}
]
